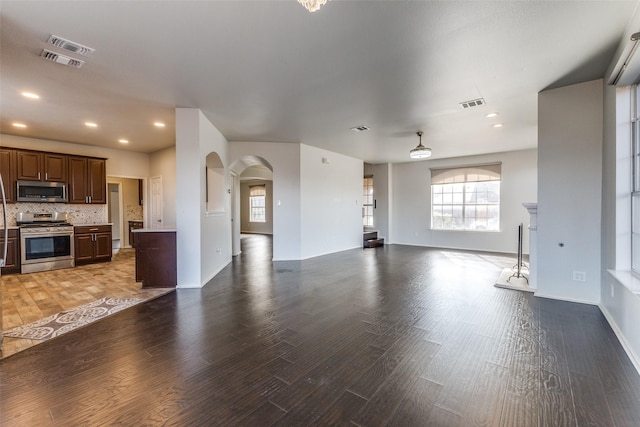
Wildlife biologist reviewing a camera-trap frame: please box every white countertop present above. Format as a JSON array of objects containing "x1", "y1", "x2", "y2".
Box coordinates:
[{"x1": 132, "y1": 228, "x2": 176, "y2": 233}]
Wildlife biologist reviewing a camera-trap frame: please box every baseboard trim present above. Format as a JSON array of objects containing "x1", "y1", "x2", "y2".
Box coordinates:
[
  {"x1": 599, "y1": 304, "x2": 640, "y2": 375},
  {"x1": 532, "y1": 292, "x2": 598, "y2": 306}
]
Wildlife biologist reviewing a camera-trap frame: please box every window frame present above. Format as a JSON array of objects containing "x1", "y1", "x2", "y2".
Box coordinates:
[
  {"x1": 631, "y1": 84, "x2": 640, "y2": 274},
  {"x1": 249, "y1": 185, "x2": 266, "y2": 223},
  {"x1": 363, "y1": 176, "x2": 374, "y2": 228},
  {"x1": 430, "y1": 164, "x2": 501, "y2": 232}
]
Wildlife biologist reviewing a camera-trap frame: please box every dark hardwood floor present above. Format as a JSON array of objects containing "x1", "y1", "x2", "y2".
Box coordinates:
[{"x1": 2, "y1": 234, "x2": 640, "y2": 426}]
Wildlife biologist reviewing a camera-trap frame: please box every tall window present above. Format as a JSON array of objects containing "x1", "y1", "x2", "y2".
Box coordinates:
[
  {"x1": 249, "y1": 185, "x2": 266, "y2": 223},
  {"x1": 363, "y1": 176, "x2": 373, "y2": 227},
  {"x1": 431, "y1": 164, "x2": 501, "y2": 231},
  {"x1": 632, "y1": 85, "x2": 640, "y2": 273}
]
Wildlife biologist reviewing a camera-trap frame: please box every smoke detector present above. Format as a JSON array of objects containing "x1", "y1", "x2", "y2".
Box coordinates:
[
  {"x1": 47, "y1": 35, "x2": 94, "y2": 57},
  {"x1": 40, "y1": 49, "x2": 85, "y2": 68},
  {"x1": 459, "y1": 98, "x2": 486, "y2": 109}
]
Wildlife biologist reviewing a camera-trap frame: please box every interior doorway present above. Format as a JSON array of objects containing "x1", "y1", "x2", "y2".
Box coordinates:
[
  {"x1": 107, "y1": 176, "x2": 144, "y2": 248},
  {"x1": 108, "y1": 183, "x2": 122, "y2": 249}
]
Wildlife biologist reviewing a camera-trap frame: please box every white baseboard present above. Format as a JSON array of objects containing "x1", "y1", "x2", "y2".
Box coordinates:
[
  {"x1": 599, "y1": 304, "x2": 640, "y2": 375},
  {"x1": 532, "y1": 292, "x2": 598, "y2": 306}
]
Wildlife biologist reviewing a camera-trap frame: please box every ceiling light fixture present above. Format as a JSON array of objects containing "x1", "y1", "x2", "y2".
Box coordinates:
[
  {"x1": 154, "y1": 122, "x2": 165, "y2": 128},
  {"x1": 118, "y1": 139, "x2": 129, "y2": 144},
  {"x1": 493, "y1": 123, "x2": 504, "y2": 128},
  {"x1": 12, "y1": 123, "x2": 27, "y2": 128},
  {"x1": 410, "y1": 131, "x2": 432, "y2": 159},
  {"x1": 22, "y1": 92, "x2": 40, "y2": 99},
  {"x1": 85, "y1": 122, "x2": 98, "y2": 128},
  {"x1": 297, "y1": 0, "x2": 330, "y2": 12},
  {"x1": 485, "y1": 112, "x2": 498, "y2": 118}
]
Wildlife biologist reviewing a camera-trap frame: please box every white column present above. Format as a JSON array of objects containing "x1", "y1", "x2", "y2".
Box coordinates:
[{"x1": 523, "y1": 203, "x2": 538, "y2": 289}]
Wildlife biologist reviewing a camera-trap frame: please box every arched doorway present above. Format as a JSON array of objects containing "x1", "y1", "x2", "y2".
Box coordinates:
[{"x1": 229, "y1": 156, "x2": 274, "y2": 258}]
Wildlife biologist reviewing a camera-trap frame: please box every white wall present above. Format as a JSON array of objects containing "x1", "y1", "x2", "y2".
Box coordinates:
[
  {"x1": 176, "y1": 108, "x2": 231, "y2": 288},
  {"x1": 537, "y1": 79, "x2": 603, "y2": 304},
  {"x1": 300, "y1": 144, "x2": 363, "y2": 259},
  {"x1": 599, "y1": 7, "x2": 640, "y2": 371},
  {"x1": 240, "y1": 180, "x2": 273, "y2": 234},
  {"x1": 229, "y1": 141, "x2": 301, "y2": 261},
  {"x1": 150, "y1": 146, "x2": 177, "y2": 228},
  {"x1": 364, "y1": 163, "x2": 390, "y2": 241},
  {"x1": 391, "y1": 149, "x2": 537, "y2": 253}
]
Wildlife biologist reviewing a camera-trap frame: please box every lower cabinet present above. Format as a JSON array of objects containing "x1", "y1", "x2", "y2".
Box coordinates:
[
  {"x1": 135, "y1": 230, "x2": 176, "y2": 288},
  {"x1": 74, "y1": 225, "x2": 112, "y2": 264},
  {"x1": 0, "y1": 229, "x2": 20, "y2": 274}
]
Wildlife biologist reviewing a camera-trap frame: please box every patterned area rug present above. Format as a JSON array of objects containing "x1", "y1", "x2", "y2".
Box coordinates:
[{"x1": 3, "y1": 297, "x2": 143, "y2": 340}]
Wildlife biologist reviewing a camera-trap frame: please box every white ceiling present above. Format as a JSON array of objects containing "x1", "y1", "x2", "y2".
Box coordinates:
[{"x1": 1, "y1": 1, "x2": 638, "y2": 164}]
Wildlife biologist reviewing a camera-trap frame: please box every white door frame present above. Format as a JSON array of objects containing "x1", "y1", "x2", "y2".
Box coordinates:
[
  {"x1": 106, "y1": 175, "x2": 147, "y2": 246},
  {"x1": 107, "y1": 181, "x2": 124, "y2": 244}
]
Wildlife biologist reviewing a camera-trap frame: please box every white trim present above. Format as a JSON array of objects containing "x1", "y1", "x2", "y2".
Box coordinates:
[
  {"x1": 532, "y1": 292, "x2": 598, "y2": 306},
  {"x1": 599, "y1": 304, "x2": 640, "y2": 375}
]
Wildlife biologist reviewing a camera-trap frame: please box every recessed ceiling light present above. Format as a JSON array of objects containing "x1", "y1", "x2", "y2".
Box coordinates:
[
  {"x1": 493, "y1": 123, "x2": 504, "y2": 128},
  {"x1": 118, "y1": 139, "x2": 129, "y2": 144},
  {"x1": 85, "y1": 122, "x2": 98, "y2": 128},
  {"x1": 154, "y1": 122, "x2": 165, "y2": 128},
  {"x1": 21, "y1": 92, "x2": 40, "y2": 99},
  {"x1": 485, "y1": 112, "x2": 498, "y2": 118},
  {"x1": 12, "y1": 123, "x2": 27, "y2": 128}
]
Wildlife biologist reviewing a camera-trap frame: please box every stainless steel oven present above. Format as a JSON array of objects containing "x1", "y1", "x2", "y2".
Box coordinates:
[{"x1": 18, "y1": 212, "x2": 75, "y2": 274}]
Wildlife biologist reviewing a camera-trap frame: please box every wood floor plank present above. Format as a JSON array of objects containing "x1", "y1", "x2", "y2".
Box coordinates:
[{"x1": 2, "y1": 236, "x2": 640, "y2": 425}]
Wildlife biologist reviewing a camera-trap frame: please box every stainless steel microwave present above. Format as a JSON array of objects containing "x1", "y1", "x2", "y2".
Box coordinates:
[{"x1": 16, "y1": 180, "x2": 68, "y2": 203}]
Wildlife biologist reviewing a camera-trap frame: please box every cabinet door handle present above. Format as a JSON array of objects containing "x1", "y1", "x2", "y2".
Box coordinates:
[
  {"x1": 89, "y1": 196, "x2": 92, "y2": 203},
  {"x1": 45, "y1": 172, "x2": 48, "y2": 181},
  {"x1": 89, "y1": 228, "x2": 99, "y2": 231},
  {"x1": 38, "y1": 172, "x2": 41, "y2": 180}
]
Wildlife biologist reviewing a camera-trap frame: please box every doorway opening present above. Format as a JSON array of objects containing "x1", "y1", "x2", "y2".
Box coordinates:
[
  {"x1": 107, "y1": 176, "x2": 145, "y2": 249},
  {"x1": 229, "y1": 156, "x2": 274, "y2": 259}
]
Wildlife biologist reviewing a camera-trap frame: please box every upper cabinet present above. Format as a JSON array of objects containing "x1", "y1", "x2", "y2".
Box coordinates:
[
  {"x1": 0, "y1": 148, "x2": 16, "y2": 203},
  {"x1": 16, "y1": 150, "x2": 67, "y2": 182},
  {"x1": 68, "y1": 156, "x2": 106, "y2": 204}
]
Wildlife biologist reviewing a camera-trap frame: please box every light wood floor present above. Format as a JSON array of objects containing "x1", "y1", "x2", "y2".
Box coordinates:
[{"x1": 1, "y1": 249, "x2": 171, "y2": 358}]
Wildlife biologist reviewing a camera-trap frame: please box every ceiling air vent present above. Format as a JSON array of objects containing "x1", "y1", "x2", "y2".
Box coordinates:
[
  {"x1": 40, "y1": 49, "x2": 85, "y2": 68},
  {"x1": 459, "y1": 98, "x2": 486, "y2": 109},
  {"x1": 47, "y1": 34, "x2": 94, "y2": 57}
]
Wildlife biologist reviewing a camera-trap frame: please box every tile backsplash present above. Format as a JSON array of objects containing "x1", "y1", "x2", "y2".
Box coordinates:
[
  {"x1": 126, "y1": 204, "x2": 143, "y2": 221},
  {"x1": 0, "y1": 203, "x2": 107, "y2": 227}
]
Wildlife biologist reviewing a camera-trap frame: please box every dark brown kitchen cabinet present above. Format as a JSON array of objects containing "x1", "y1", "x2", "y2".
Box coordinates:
[
  {"x1": 68, "y1": 156, "x2": 106, "y2": 204},
  {"x1": 16, "y1": 150, "x2": 67, "y2": 182},
  {"x1": 135, "y1": 230, "x2": 176, "y2": 288},
  {"x1": 0, "y1": 229, "x2": 20, "y2": 274},
  {"x1": 0, "y1": 148, "x2": 16, "y2": 203},
  {"x1": 74, "y1": 225, "x2": 112, "y2": 264}
]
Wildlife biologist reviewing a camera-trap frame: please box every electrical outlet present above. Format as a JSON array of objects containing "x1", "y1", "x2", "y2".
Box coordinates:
[{"x1": 573, "y1": 271, "x2": 587, "y2": 282}]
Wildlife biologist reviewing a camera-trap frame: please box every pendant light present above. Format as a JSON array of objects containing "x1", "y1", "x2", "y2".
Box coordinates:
[{"x1": 410, "y1": 131, "x2": 432, "y2": 159}]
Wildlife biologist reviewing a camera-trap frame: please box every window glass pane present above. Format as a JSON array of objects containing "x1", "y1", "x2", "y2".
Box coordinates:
[
  {"x1": 431, "y1": 176, "x2": 500, "y2": 231},
  {"x1": 633, "y1": 233, "x2": 640, "y2": 274}
]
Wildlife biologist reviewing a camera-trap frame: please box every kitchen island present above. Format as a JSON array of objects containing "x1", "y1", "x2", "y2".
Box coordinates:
[{"x1": 132, "y1": 228, "x2": 176, "y2": 288}]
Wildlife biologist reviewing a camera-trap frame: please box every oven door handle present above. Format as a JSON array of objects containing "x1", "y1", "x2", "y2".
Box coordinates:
[
  {"x1": 0, "y1": 173, "x2": 7, "y2": 268},
  {"x1": 24, "y1": 231, "x2": 74, "y2": 237}
]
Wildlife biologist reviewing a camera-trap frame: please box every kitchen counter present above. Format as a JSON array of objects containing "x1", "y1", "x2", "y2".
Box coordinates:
[
  {"x1": 134, "y1": 229, "x2": 176, "y2": 288},
  {"x1": 72, "y1": 223, "x2": 113, "y2": 226},
  {"x1": 132, "y1": 228, "x2": 176, "y2": 233}
]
